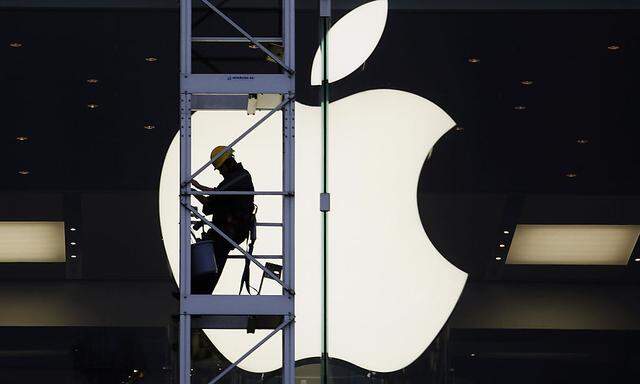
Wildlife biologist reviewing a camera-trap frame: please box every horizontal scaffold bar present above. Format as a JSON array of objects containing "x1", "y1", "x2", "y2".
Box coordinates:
[
  {"x1": 191, "y1": 315, "x2": 283, "y2": 330},
  {"x1": 189, "y1": 190, "x2": 292, "y2": 196},
  {"x1": 192, "y1": 36, "x2": 282, "y2": 43},
  {"x1": 182, "y1": 74, "x2": 292, "y2": 95},
  {"x1": 227, "y1": 255, "x2": 282, "y2": 259},
  {"x1": 182, "y1": 295, "x2": 293, "y2": 316}
]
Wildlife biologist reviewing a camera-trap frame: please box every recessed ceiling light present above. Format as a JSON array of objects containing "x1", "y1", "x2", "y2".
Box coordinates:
[
  {"x1": 9, "y1": 42, "x2": 22, "y2": 48},
  {"x1": 87, "y1": 103, "x2": 99, "y2": 109},
  {"x1": 86, "y1": 78, "x2": 99, "y2": 84},
  {"x1": 520, "y1": 80, "x2": 534, "y2": 86},
  {"x1": 576, "y1": 138, "x2": 589, "y2": 145},
  {"x1": 495, "y1": 256, "x2": 502, "y2": 261},
  {"x1": 18, "y1": 170, "x2": 29, "y2": 175},
  {"x1": 143, "y1": 124, "x2": 156, "y2": 130},
  {"x1": 514, "y1": 105, "x2": 527, "y2": 111},
  {"x1": 608, "y1": 44, "x2": 621, "y2": 51},
  {"x1": 499, "y1": 243, "x2": 506, "y2": 248},
  {"x1": 16, "y1": 136, "x2": 28, "y2": 142},
  {"x1": 565, "y1": 172, "x2": 577, "y2": 178},
  {"x1": 145, "y1": 57, "x2": 158, "y2": 62},
  {"x1": 467, "y1": 57, "x2": 480, "y2": 64}
]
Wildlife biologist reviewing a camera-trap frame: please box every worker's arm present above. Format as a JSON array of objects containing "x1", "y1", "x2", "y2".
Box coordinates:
[{"x1": 191, "y1": 180, "x2": 214, "y2": 205}]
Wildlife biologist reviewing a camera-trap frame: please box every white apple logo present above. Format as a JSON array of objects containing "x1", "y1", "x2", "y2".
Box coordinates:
[{"x1": 159, "y1": 0, "x2": 467, "y2": 374}]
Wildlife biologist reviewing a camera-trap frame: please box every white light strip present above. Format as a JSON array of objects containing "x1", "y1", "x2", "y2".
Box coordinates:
[
  {"x1": 507, "y1": 224, "x2": 640, "y2": 265},
  {"x1": 0, "y1": 221, "x2": 66, "y2": 262}
]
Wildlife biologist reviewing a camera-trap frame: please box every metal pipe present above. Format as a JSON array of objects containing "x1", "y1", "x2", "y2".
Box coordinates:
[{"x1": 319, "y1": 2, "x2": 331, "y2": 384}]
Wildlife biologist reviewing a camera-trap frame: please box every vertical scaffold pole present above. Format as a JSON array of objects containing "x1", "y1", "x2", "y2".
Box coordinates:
[
  {"x1": 179, "y1": 1, "x2": 295, "y2": 384},
  {"x1": 179, "y1": 1, "x2": 192, "y2": 383}
]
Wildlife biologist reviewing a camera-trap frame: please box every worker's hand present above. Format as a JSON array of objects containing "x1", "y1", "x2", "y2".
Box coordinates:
[{"x1": 191, "y1": 179, "x2": 205, "y2": 190}]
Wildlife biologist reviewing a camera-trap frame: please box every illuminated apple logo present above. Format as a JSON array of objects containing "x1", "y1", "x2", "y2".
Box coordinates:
[{"x1": 159, "y1": 0, "x2": 467, "y2": 374}]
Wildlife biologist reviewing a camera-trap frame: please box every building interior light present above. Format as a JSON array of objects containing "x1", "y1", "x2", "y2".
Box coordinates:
[
  {"x1": 18, "y1": 170, "x2": 29, "y2": 175},
  {"x1": 499, "y1": 243, "x2": 506, "y2": 248},
  {"x1": 507, "y1": 224, "x2": 640, "y2": 265},
  {"x1": 145, "y1": 57, "x2": 158, "y2": 62},
  {"x1": 576, "y1": 138, "x2": 589, "y2": 145},
  {"x1": 635, "y1": 258, "x2": 640, "y2": 262},
  {"x1": 495, "y1": 257, "x2": 502, "y2": 261},
  {"x1": 608, "y1": 44, "x2": 621, "y2": 51},
  {"x1": 87, "y1": 103, "x2": 99, "y2": 109},
  {"x1": 514, "y1": 105, "x2": 527, "y2": 111},
  {"x1": 70, "y1": 227, "x2": 76, "y2": 232},
  {"x1": 86, "y1": 78, "x2": 99, "y2": 84},
  {"x1": 70, "y1": 254, "x2": 77, "y2": 259},
  {"x1": 503, "y1": 230, "x2": 510, "y2": 234},
  {"x1": 70, "y1": 242, "x2": 76, "y2": 246},
  {"x1": 520, "y1": 80, "x2": 534, "y2": 86},
  {"x1": 9, "y1": 42, "x2": 22, "y2": 48},
  {"x1": 467, "y1": 57, "x2": 480, "y2": 63},
  {"x1": 565, "y1": 172, "x2": 577, "y2": 178},
  {"x1": 0, "y1": 221, "x2": 66, "y2": 262},
  {"x1": 16, "y1": 136, "x2": 28, "y2": 142},
  {"x1": 144, "y1": 124, "x2": 156, "y2": 130}
]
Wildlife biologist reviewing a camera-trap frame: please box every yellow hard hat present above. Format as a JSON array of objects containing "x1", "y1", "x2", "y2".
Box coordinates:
[{"x1": 210, "y1": 146, "x2": 234, "y2": 169}]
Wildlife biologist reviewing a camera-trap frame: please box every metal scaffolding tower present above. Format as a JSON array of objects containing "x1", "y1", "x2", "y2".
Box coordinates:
[{"x1": 179, "y1": 1, "x2": 295, "y2": 383}]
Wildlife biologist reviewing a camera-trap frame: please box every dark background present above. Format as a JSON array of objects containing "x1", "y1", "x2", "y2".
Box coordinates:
[{"x1": 1, "y1": 1, "x2": 640, "y2": 383}]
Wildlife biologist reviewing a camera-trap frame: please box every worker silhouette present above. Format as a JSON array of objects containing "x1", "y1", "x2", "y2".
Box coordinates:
[{"x1": 191, "y1": 146, "x2": 255, "y2": 294}]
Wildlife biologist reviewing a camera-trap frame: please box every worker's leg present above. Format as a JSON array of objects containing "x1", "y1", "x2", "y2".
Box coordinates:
[{"x1": 210, "y1": 240, "x2": 233, "y2": 291}]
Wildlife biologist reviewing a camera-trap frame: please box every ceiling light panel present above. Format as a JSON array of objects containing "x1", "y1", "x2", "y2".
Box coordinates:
[
  {"x1": 507, "y1": 224, "x2": 640, "y2": 265},
  {"x1": 0, "y1": 221, "x2": 66, "y2": 262}
]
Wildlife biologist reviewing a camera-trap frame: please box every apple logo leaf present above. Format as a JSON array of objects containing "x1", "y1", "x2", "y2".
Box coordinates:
[{"x1": 310, "y1": 0, "x2": 388, "y2": 85}]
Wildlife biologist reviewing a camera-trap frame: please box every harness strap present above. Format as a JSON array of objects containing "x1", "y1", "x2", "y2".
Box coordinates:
[{"x1": 239, "y1": 210, "x2": 258, "y2": 295}]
